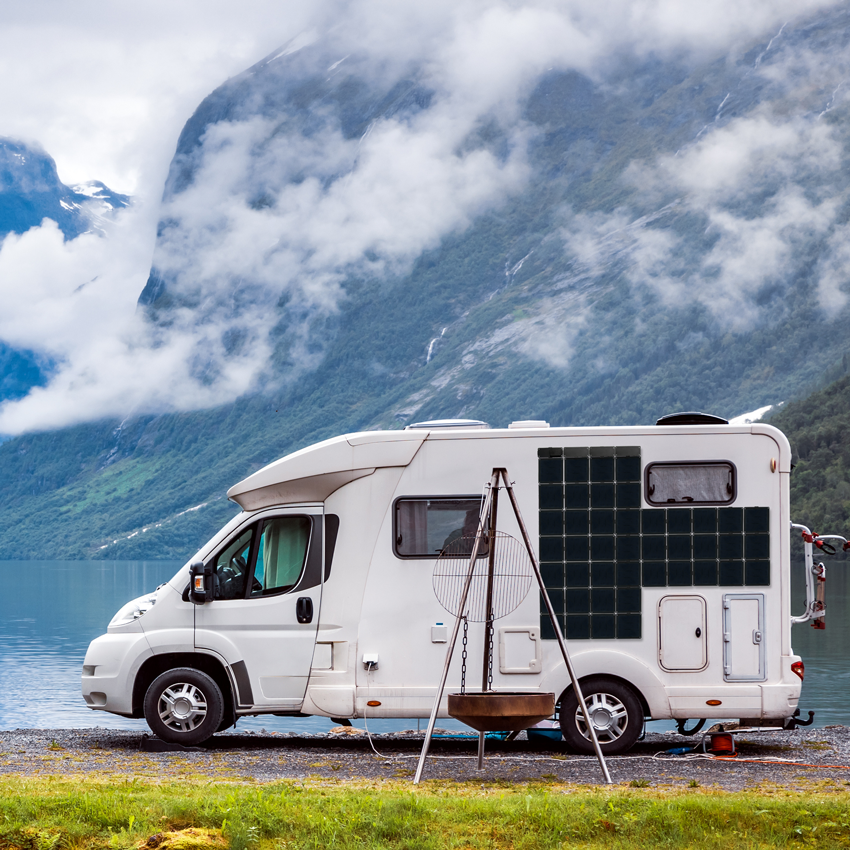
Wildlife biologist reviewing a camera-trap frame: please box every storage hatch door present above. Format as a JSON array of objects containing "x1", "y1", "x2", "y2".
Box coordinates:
[
  {"x1": 722, "y1": 593, "x2": 765, "y2": 682},
  {"x1": 658, "y1": 595, "x2": 707, "y2": 671}
]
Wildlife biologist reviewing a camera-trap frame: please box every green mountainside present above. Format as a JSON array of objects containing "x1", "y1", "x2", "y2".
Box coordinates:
[
  {"x1": 769, "y1": 363, "x2": 850, "y2": 542},
  {"x1": 1, "y1": 7, "x2": 850, "y2": 559}
]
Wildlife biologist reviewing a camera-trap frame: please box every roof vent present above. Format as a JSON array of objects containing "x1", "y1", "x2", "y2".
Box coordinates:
[
  {"x1": 508, "y1": 420, "x2": 550, "y2": 429},
  {"x1": 656, "y1": 412, "x2": 729, "y2": 426},
  {"x1": 405, "y1": 419, "x2": 490, "y2": 430}
]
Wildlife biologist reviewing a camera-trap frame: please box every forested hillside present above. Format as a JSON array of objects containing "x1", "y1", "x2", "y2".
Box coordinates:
[{"x1": 770, "y1": 364, "x2": 850, "y2": 545}]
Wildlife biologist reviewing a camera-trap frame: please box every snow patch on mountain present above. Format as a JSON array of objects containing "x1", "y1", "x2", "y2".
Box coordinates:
[{"x1": 729, "y1": 403, "x2": 782, "y2": 425}]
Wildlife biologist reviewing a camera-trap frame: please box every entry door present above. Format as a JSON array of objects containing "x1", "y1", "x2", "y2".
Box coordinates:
[
  {"x1": 658, "y1": 595, "x2": 707, "y2": 671},
  {"x1": 195, "y1": 509, "x2": 323, "y2": 708},
  {"x1": 722, "y1": 594, "x2": 765, "y2": 681}
]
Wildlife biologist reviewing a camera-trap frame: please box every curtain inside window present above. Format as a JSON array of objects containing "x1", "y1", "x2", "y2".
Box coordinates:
[
  {"x1": 256, "y1": 517, "x2": 310, "y2": 594},
  {"x1": 650, "y1": 464, "x2": 733, "y2": 504},
  {"x1": 397, "y1": 501, "x2": 428, "y2": 556}
]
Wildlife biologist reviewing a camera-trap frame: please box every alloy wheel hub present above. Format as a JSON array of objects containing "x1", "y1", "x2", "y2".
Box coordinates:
[
  {"x1": 575, "y1": 691, "x2": 628, "y2": 742},
  {"x1": 159, "y1": 683, "x2": 208, "y2": 732},
  {"x1": 592, "y1": 707, "x2": 613, "y2": 730}
]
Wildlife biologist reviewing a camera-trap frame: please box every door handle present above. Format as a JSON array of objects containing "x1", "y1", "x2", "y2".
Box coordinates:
[{"x1": 296, "y1": 597, "x2": 313, "y2": 624}]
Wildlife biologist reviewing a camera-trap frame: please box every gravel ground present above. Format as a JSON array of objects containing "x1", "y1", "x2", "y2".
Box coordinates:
[{"x1": 2, "y1": 725, "x2": 850, "y2": 789}]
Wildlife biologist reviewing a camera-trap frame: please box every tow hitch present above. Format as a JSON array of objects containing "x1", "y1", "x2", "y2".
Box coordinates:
[{"x1": 786, "y1": 708, "x2": 815, "y2": 730}]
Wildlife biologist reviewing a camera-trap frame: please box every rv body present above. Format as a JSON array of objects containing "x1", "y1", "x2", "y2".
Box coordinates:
[{"x1": 82, "y1": 420, "x2": 801, "y2": 749}]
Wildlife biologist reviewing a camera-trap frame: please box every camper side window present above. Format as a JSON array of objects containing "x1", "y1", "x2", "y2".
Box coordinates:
[
  {"x1": 646, "y1": 461, "x2": 736, "y2": 506},
  {"x1": 394, "y1": 497, "x2": 485, "y2": 558}
]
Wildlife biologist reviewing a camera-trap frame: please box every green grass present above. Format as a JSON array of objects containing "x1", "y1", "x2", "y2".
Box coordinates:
[{"x1": 2, "y1": 777, "x2": 850, "y2": 849}]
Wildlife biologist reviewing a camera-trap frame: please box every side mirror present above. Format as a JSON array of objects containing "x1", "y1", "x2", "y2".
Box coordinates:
[{"x1": 189, "y1": 560, "x2": 212, "y2": 605}]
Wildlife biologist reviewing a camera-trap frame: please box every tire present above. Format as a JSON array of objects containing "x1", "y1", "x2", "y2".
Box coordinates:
[
  {"x1": 144, "y1": 668, "x2": 224, "y2": 746},
  {"x1": 559, "y1": 676, "x2": 643, "y2": 755}
]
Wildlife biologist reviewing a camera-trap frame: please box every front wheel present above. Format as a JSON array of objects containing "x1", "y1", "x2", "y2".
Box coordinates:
[
  {"x1": 144, "y1": 668, "x2": 224, "y2": 745},
  {"x1": 559, "y1": 676, "x2": 643, "y2": 755}
]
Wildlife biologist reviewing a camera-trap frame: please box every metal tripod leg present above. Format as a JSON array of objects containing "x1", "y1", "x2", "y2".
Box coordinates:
[
  {"x1": 499, "y1": 469, "x2": 612, "y2": 785},
  {"x1": 413, "y1": 473, "x2": 498, "y2": 784}
]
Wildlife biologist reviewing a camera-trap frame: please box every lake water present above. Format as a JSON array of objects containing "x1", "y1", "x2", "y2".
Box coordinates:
[{"x1": 0, "y1": 559, "x2": 848, "y2": 735}]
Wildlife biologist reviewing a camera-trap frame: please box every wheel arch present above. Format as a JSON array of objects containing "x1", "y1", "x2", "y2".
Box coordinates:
[
  {"x1": 558, "y1": 672, "x2": 650, "y2": 717},
  {"x1": 132, "y1": 652, "x2": 235, "y2": 727},
  {"x1": 540, "y1": 649, "x2": 671, "y2": 720}
]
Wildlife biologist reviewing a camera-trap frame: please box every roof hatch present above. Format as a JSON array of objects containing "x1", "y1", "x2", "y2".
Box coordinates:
[{"x1": 656, "y1": 412, "x2": 729, "y2": 426}]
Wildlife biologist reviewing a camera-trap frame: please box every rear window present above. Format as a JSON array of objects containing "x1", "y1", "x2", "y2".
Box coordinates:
[
  {"x1": 646, "y1": 462, "x2": 736, "y2": 505},
  {"x1": 394, "y1": 497, "x2": 485, "y2": 558}
]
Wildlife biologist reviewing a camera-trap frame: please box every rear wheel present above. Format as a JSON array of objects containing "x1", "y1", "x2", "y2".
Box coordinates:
[
  {"x1": 559, "y1": 676, "x2": 643, "y2": 755},
  {"x1": 144, "y1": 668, "x2": 224, "y2": 745}
]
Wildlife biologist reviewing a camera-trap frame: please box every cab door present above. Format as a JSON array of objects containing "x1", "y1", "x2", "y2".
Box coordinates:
[{"x1": 194, "y1": 508, "x2": 323, "y2": 709}]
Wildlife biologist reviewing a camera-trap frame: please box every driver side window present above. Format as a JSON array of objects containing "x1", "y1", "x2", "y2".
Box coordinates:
[
  {"x1": 209, "y1": 516, "x2": 313, "y2": 601},
  {"x1": 213, "y1": 527, "x2": 254, "y2": 600}
]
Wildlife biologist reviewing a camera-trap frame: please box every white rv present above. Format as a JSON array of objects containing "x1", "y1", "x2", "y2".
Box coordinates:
[{"x1": 82, "y1": 414, "x2": 807, "y2": 752}]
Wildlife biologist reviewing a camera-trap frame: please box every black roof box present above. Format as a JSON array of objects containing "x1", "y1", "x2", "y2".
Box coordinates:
[{"x1": 656, "y1": 412, "x2": 729, "y2": 426}]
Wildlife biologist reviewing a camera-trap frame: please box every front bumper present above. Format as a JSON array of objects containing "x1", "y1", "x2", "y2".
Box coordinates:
[{"x1": 81, "y1": 631, "x2": 153, "y2": 716}]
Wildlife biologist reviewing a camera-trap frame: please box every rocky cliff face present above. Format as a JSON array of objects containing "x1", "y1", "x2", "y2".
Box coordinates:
[
  {"x1": 0, "y1": 138, "x2": 129, "y2": 241},
  {"x1": 0, "y1": 138, "x2": 130, "y2": 405}
]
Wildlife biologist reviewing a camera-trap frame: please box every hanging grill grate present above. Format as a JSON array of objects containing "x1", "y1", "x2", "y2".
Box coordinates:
[
  {"x1": 414, "y1": 469, "x2": 611, "y2": 785},
  {"x1": 433, "y1": 531, "x2": 534, "y2": 622}
]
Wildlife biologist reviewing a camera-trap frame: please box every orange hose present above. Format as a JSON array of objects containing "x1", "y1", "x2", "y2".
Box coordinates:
[{"x1": 708, "y1": 756, "x2": 850, "y2": 768}]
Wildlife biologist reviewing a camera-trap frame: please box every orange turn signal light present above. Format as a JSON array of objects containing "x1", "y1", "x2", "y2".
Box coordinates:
[
  {"x1": 194, "y1": 576, "x2": 204, "y2": 590},
  {"x1": 706, "y1": 699, "x2": 722, "y2": 706},
  {"x1": 367, "y1": 700, "x2": 381, "y2": 707}
]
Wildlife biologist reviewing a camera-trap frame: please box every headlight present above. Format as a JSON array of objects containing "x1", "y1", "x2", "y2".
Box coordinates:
[{"x1": 109, "y1": 589, "x2": 159, "y2": 627}]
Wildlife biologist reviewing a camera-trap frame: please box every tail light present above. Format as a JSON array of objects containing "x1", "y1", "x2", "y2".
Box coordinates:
[{"x1": 791, "y1": 660, "x2": 804, "y2": 681}]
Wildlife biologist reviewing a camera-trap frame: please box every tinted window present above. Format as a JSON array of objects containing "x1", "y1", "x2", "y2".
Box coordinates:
[
  {"x1": 646, "y1": 462, "x2": 735, "y2": 505},
  {"x1": 394, "y1": 498, "x2": 485, "y2": 558},
  {"x1": 251, "y1": 516, "x2": 311, "y2": 596},
  {"x1": 213, "y1": 528, "x2": 254, "y2": 599}
]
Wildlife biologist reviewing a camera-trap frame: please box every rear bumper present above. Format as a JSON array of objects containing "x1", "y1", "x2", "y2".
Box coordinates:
[{"x1": 665, "y1": 667, "x2": 801, "y2": 722}]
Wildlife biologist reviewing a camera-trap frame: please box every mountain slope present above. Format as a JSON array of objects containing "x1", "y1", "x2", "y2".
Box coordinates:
[
  {"x1": 769, "y1": 361, "x2": 850, "y2": 541},
  {"x1": 1, "y1": 6, "x2": 850, "y2": 558},
  {"x1": 0, "y1": 139, "x2": 129, "y2": 241},
  {"x1": 0, "y1": 138, "x2": 131, "y2": 405}
]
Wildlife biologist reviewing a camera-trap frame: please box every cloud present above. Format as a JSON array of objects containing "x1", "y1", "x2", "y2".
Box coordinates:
[
  {"x1": 551, "y1": 97, "x2": 846, "y2": 350},
  {"x1": 695, "y1": 188, "x2": 838, "y2": 328},
  {"x1": 0, "y1": 0, "x2": 847, "y2": 434},
  {"x1": 0, "y1": 200, "x2": 278, "y2": 433},
  {"x1": 815, "y1": 224, "x2": 850, "y2": 313},
  {"x1": 0, "y1": 1, "x2": 325, "y2": 194}
]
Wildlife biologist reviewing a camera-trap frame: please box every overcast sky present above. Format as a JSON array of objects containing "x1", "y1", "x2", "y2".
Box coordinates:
[
  {"x1": 0, "y1": 1, "x2": 318, "y2": 194},
  {"x1": 0, "y1": 0, "x2": 843, "y2": 435},
  {"x1": 1, "y1": 0, "x2": 833, "y2": 194}
]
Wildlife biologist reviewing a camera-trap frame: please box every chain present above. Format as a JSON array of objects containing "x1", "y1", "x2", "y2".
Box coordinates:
[
  {"x1": 487, "y1": 620, "x2": 494, "y2": 691},
  {"x1": 460, "y1": 616, "x2": 468, "y2": 694}
]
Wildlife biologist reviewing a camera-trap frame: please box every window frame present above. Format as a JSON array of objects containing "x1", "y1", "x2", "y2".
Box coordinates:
[
  {"x1": 392, "y1": 495, "x2": 485, "y2": 560},
  {"x1": 644, "y1": 460, "x2": 737, "y2": 507},
  {"x1": 206, "y1": 514, "x2": 315, "y2": 599},
  {"x1": 250, "y1": 515, "x2": 314, "y2": 598}
]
